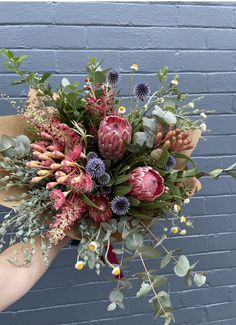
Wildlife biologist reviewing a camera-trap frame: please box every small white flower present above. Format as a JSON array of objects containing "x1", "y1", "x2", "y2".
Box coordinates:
[
  {"x1": 188, "y1": 102, "x2": 195, "y2": 109},
  {"x1": 184, "y1": 198, "x2": 190, "y2": 205},
  {"x1": 200, "y1": 122, "x2": 207, "y2": 132},
  {"x1": 88, "y1": 241, "x2": 98, "y2": 252},
  {"x1": 75, "y1": 260, "x2": 85, "y2": 270},
  {"x1": 180, "y1": 216, "x2": 187, "y2": 223},
  {"x1": 200, "y1": 112, "x2": 207, "y2": 119},
  {"x1": 174, "y1": 204, "x2": 181, "y2": 213},
  {"x1": 112, "y1": 266, "x2": 121, "y2": 276},
  {"x1": 118, "y1": 106, "x2": 126, "y2": 115},
  {"x1": 180, "y1": 229, "x2": 187, "y2": 236},
  {"x1": 171, "y1": 79, "x2": 178, "y2": 87}
]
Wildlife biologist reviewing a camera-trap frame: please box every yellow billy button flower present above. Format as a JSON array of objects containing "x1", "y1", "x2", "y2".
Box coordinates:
[
  {"x1": 180, "y1": 229, "x2": 187, "y2": 236},
  {"x1": 180, "y1": 216, "x2": 187, "y2": 223},
  {"x1": 89, "y1": 241, "x2": 98, "y2": 252},
  {"x1": 112, "y1": 266, "x2": 121, "y2": 276},
  {"x1": 118, "y1": 106, "x2": 126, "y2": 115},
  {"x1": 75, "y1": 260, "x2": 85, "y2": 270},
  {"x1": 171, "y1": 226, "x2": 179, "y2": 235},
  {"x1": 131, "y1": 63, "x2": 138, "y2": 71},
  {"x1": 171, "y1": 79, "x2": 178, "y2": 87},
  {"x1": 174, "y1": 204, "x2": 181, "y2": 213}
]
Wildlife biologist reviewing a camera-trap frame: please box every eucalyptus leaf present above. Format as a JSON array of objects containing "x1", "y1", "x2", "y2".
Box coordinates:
[
  {"x1": 137, "y1": 282, "x2": 152, "y2": 297},
  {"x1": 160, "y1": 251, "x2": 172, "y2": 269},
  {"x1": 137, "y1": 245, "x2": 160, "y2": 259},
  {"x1": 174, "y1": 255, "x2": 190, "y2": 277},
  {"x1": 193, "y1": 272, "x2": 206, "y2": 287}
]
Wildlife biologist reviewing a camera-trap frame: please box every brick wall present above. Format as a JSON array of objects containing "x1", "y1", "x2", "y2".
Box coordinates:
[{"x1": 0, "y1": 2, "x2": 236, "y2": 324}]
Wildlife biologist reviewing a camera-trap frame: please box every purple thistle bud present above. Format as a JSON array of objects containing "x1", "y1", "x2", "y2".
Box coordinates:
[
  {"x1": 87, "y1": 151, "x2": 98, "y2": 160},
  {"x1": 86, "y1": 158, "x2": 106, "y2": 178},
  {"x1": 166, "y1": 155, "x2": 176, "y2": 171},
  {"x1": 97, "y1": 172, "x2": 111, "y2": 185},
  {"x1": 100, "y1": 185, "x2": 112, "y2": 195},
  {"x1": 107, "y1": 69, "x2": 120, "y2": 85},
  {"x1": 111, "y1": 196, "x2": 130, "y2": 216},
  {"x1": 134, "y1": 82, "x2": 150, "y2": 101}
]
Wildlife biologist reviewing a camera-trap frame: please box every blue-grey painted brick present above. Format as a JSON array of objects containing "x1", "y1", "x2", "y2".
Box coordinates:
[
  {"x1": 206, "y1": 29, "x2": 236, "y2": 49},
  {"x1": 179, "y1": 51, "x2": 236, "y2": 72},
  {"x1": 0, "y1": 2, "x2": 53, "y2": 24},
  {"x1": 178, "y1": 5, "x2": 234, "y2": 27},
  {"x1": 118, "y1": 3, "x2": 178, "y2": 26},
  {"x1": 53, "y1": 2, "x2": 120, "y2": 25},
  {"x1": 181, "y1": 286, "x2": 230, "y2": 308},
  {"x1": 174, "y1": 306, "x2": 206, "y2": 324},
  {"x1": 206, "y1": 302, "x2": 236, "y2": 322},
  {"x1": 207, "y1": 72, "x2": 236, "y2": 92},
  {"x1": 21, "y1": 26, "x2": 87, "y2": 49},
  {"x1": 87, "y1": 27, "x2": 149, "y2": 49},
  {"x1": 149, "y1": 27, "x2": 206, "y2": 49},
  {"x1": 208, "y1": 267, "x2": 236, "y2": 287},
  {"x1": 206, "y1": 195, "x2": 236, "y2": 214}
]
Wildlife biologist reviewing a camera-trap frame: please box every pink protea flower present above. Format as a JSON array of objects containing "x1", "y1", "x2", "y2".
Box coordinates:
[
  {"x1": 88, "y1": 194, "x2": 112, "y2": 222},
  {"x1": 129, "y1": 166, "x2": 165, "y2": 202},
  {"x1": 50, "y1": 189, "x2": 66, "y2": 210},
  {"x1": 98, "y1": 115, "x2": 132, "y2": 161}
]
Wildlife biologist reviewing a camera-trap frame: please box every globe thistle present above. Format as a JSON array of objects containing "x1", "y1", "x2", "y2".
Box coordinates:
[
  {"x1": 100, "y1": 185, "x2": 112, "y2": 195},
  {"x1": 97, "y1": 172, "x2": 111, "y2": 185},
  {"x1": 111, "y1": 196, "x2": 130, "y2": 216},
  {"x1": 86, "y1": 158, "x2": 106, "y2": 178},
  {"x1": 166, "y1": 155, "x2": 176, "y2": 171},
  {"x1": 87, "y1": 151, "x2": 98, "y2": 160},
  {"x1": 107, "y1": 69, "x2": 120, "y2": 85},
  {"x1": 134, "y1": 82, "x2": 150, "y2": 101}
]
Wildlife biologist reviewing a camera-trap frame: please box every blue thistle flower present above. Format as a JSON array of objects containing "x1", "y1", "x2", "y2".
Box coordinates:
[
  {"x1": 86, "y1": 158, "x2": 106, "y2": 178},
  {"x1": 107, "y1": 69, "x2": 120, "y2": 85},
  {"x1": 134, "y1": 82, "x2": 150, "y2": 101},
  {"x1": 111, "y1": 196, "x2": 130, "y2": 216},
  {"x1": 166, "y1": 155, "x2": 176, "y2": 171},
  {"x1": 100, "y1": 185, "x2": 112, "y2": 195},
  {"x1": 87, "y1": 151, "x2": 98, "y2": 160},
  {"x1": 97, "y1": 172, "x2": 111, "y2": 185}
]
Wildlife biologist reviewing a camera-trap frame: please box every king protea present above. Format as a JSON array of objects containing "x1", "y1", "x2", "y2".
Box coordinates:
[
  {"x1": 98, "y1": 115, "x2": 132, "y2": 161},
  {"x1": 129, "y1": 166, "x2": 164, "y2": 202}
]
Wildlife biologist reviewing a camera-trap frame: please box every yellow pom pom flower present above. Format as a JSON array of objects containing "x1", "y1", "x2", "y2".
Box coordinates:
[
  {"x1": 112, "y1": 266, "x2": 121, "y2": 276},
  {"x1": 89, "y1": 241, "x2": 98, "y2": 252},
  {"x1": 131, "y1": 63, "x2": 138, "y2": 71},
  {"x1": 75, "y1": 260, "x2": 85, "y2": 270},
  {"x1": 171, "y1": 226, "x2": 179, "y2": 235},
  {"x1": 180, "y1": 229, "x2": 187, "y2": 236}
]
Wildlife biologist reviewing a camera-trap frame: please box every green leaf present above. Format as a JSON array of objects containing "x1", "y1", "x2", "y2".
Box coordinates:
[
  {"x1": 114, "y1": 174, "x2": 130, "y2": 185},
  {"x1": 174, "y1": 255, "x2": 190, "y2": 277},
  {"x1": 87, "y1": 252, "x2": 96, "y2": 269},
  {"x1": 137, "y1": 282, "x2": 152, "y2": 297},
  {"x1": 158, "y1": 144, "x2": 169, "y2": 168},
  {"x1": 80, "y1": 193, "x2": 99, "y2": 209},
  {"x1": 141, "y1": 200, "x2": 167, "y2": 209},
  {"x1": 193, "y1": 272, "x2": 206, "y2": 287},
  {"x1": 137, "y1": 245, "x2": 160, "y2": 259},
  {"x1": 163, "y1": 99, "x2": 176, "y2": 114},
  {"x1": 152, "y1": 275, "x2": 167, "y2": 288},
  {"x1": 133, "y1": 132, "x2": 148, "y2": 147},
  {"x1": 113, "y1": 185, "x2": 132, "y2": 196},
  {"x1": 124, "y1": 141, "x2": 141, "y2": 153},
  {"x1": 41, "y1": 72, "x2": 52, "y2": 83},
  {"x1": 128, "y1": 196, "x2": 141, "y2": 207},
  {"x1": 160, "y1": 251, "x2": 172, "y2": 269},
  {"x1": 109, "y1": 289, "x2": 124, "y2": 303},
  {"x1": 94, "y1": 71, "x2": 106, "y2": 83},
  {"x1": 125, "y1": 233, "x2": 143, "y2": 250},
  {"x1": 11, "y1": 79, "x2": 25, "y2": 85},
  {"x1": 158, "y1": 66, "x2": 169, "y2": 83},
  {"x1": 107, "y1": 302, "x2": 116, "y2": 311}
]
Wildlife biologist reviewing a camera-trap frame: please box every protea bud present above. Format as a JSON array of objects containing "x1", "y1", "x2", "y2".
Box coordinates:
[
  {"x1": 129, "y1": 166, "x2": 164, "y2": 202},
  {"x1": 98, "y1": 115, "x2": 132, "y2": 161},
  {"x1": 88, "y1": 194, "x2": 112, "y2": 222}
]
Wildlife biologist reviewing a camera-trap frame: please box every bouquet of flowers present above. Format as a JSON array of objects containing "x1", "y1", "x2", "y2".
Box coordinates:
[{"x1": 0, "y1": 49, "x2": 235, "y2": 324}]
